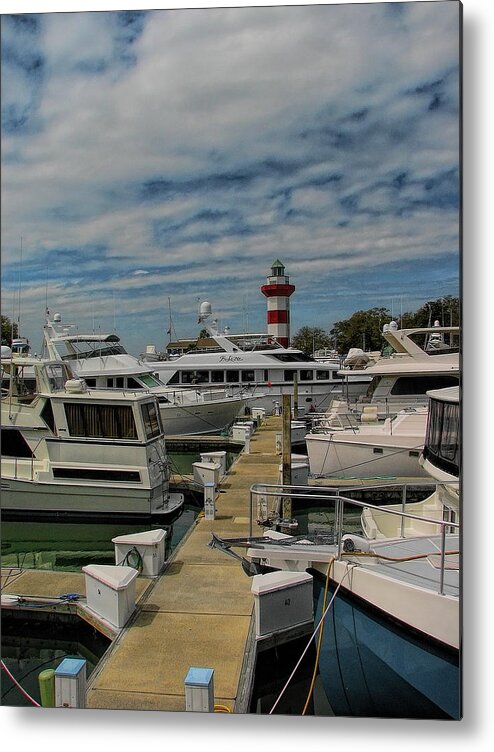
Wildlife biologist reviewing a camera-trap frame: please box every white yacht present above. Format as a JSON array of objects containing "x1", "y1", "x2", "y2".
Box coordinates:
[
  {"x1": 212, "y1": 385, "x2": 461, "y2": 718},
  {"x1": 1, "y1": 346, "x2": 184, "y2": 520},
  {"x1": 141, "y1": 302, "x2": 371, "y2": 415},
  {"x1": 305, "y1": 406, "x2": 429, "y2": 479},
  {"x1": 42, "y1": 313, "x2": 250, "y2": 436},
  {"x1": 360, "y1": 385, "x2": 460, "y2": 539},
  {"x1": 337, "y1": 320, "x2": 459, "y2": 419}
]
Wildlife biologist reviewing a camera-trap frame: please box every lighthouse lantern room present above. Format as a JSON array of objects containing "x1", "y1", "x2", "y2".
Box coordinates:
[{"x1": 260, "y1": 260, "x2": 295, "y2": 348}]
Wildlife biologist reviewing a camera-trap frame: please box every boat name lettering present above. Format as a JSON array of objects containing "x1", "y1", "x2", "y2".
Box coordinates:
[{"x1": 219, "y1": 356, "x2": 243, "y2": 363}]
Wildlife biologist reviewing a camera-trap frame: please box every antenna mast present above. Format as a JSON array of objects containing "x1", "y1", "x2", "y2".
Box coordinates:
[{"x1": 18, "y1": 236, "x2": 23, "y2": 335}]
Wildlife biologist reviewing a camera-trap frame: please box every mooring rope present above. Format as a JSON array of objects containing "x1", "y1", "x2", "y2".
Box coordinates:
[{"x1": 1, "y1": 659, "x2": 41, "y2": 707}]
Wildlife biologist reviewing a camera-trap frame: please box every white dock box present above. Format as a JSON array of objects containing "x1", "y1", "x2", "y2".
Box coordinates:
[
  {"x1": 232, "y1": 422, "x2": 253, "y2": 442},
  {"x1": 184, "y1": 667, "x2": 215, "y2": 712},
  {"x1": 112, "y1": 529, "x2": 167, "y2": 577},
  {"x1": 200, "y1": 451, "x2": 227, "y2": 476},
  {"x1": 55, "y1": 657, "x2": 86, "y2": 708},
  {"x1": 83, "y1": 564, "x2": 138, "y2": 629},
  {"x1": 251, "y1": 570, "x2": 313, "y2": 638},
  {"x1": 192, "y1": 461, "x2": 220, "y2": 488},
  {"x1": 251, "y1": 407, "x2": 266, "y2": 423}
]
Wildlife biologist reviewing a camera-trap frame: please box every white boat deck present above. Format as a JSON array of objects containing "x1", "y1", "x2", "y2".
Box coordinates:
[
  {"x1": 244, "y1": 533, "x2": 459, "y2": 599},
  {"x1": 364, "y1": 534, "x2": 459, "y2": 598}
]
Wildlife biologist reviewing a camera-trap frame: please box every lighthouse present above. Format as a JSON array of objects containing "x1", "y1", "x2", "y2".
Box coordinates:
[{"x1": 260, "y1": 259, "x2": 295, "y2": 348}]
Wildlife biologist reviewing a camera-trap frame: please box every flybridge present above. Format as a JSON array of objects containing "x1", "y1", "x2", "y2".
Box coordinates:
[{"x1": 43, "y1": 315, "x2": 127, "y2": 360}]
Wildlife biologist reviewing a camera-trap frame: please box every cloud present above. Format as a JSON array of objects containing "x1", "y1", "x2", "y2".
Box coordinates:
[{"x1": 1, "y1": 2, "x2": 460, "y2": 354}]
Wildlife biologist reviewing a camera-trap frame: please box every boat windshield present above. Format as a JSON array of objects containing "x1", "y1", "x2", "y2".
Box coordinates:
[
  {"x1": 138, "y1": 372, "x2": 164, "y2": 388},
  {"x1": 62, "y1": 342, "x2": 128, "y2": 359},
  {"x1": 270, "y1": 352, "x2": 315, "y2": 363}
]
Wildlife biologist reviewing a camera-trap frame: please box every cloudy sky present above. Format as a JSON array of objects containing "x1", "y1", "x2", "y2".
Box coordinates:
[{"x1": 1, "y1": 1, "x2": 461, "y2": 356}]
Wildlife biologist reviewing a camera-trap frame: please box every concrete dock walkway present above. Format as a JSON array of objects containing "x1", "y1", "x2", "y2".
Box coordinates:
[{"x1": 84, "y1": 416, "x2": 282, "y2": 712}]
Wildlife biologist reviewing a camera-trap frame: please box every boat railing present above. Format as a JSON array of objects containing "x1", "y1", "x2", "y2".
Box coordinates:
[
  {"x1": 309, "y1": 411, "x2": 360, "y2": 433},
  {"x1": 248, "y1": 480, "x2": 459, "y2": 596}
]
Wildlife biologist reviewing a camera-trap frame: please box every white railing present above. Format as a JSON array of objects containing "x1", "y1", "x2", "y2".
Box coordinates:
[{"x1": 248, "y1": 480, "x2": 459, "y2": 595}]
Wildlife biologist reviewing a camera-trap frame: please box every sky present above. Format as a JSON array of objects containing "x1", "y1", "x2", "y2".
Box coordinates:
[{"x1": 1, "y1": 1, "x2": 461, "y2": 356}]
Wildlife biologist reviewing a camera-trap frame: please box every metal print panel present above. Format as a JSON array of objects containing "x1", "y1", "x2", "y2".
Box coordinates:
[{"x1": 1, "y1": 0, "x2": 462, "y2": 725}]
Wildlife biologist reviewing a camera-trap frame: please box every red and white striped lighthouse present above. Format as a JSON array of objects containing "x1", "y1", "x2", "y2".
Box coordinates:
[{"x1": 260, "y1": 259, "x2": 295, "y2": 348}]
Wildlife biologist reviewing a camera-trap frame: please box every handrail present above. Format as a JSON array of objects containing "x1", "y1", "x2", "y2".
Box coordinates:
[{"x1": 248, "y1": 480, "x2": 459, "y2": 595}]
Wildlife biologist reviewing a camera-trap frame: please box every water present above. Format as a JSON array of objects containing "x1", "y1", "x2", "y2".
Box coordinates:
[
  {"x1": 249, "y1": 636, "x2": 334, "y2": 716},
  {"x1": 1, "y1": 613, "x2": 111, "y2": 707},
  {"x1": 1, "y1": 504, "x2": 198, "y2": 572}
]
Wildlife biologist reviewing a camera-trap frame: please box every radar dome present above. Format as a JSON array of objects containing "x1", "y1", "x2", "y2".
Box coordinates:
[{"x1": 199, "y1": 301, "x2": 212, "y2": 318}]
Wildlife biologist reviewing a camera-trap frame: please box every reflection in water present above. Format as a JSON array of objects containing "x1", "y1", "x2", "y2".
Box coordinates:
[
  {"x1": 1, "y1": 504, "x2": 199, "y2": 572},
  {"x1": 1, "y1": 614, "x2": 111, "y2": 707}
]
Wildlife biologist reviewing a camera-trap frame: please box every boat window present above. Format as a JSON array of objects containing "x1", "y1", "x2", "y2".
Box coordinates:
[
  {"x1": 106, "y1": 378, "x2": 114, "y2": 388},
  {"x1": 211, "y1": 370, "x2": 224, "y2": 383},
  {"x1": 271, "y1": 353, "x2": 314, "y2": 363},
  {"x1": 46, "y1": 365, "x2": 66, "y2": 391},
  {"x1": 264, "y1": 370, "x2": 269, "y2": 382},
  {"x1": 241, "y1": 370, "x2": 255, "y2": 382},
  {"x1": 127, "y1": 377, "x2": 142, "y2": 389},
  {"x1": 53, "y1": 468, "x2": 141, "y2": 482},
  {"x1": 41, "y1": 399, "x2": 56, "y2": 433},
  {"x1": 284, "y1": 370, "x2": 295, "y2": 382},
  {"x1": 64, "y1": 403, "x2": 138, "y2": 440},
  {"x1": 116, "y1": 377, "x2": 124, "y2": 388},
  {"x1": 424, "y1": 397, "x2": 460, "y2": 476},
  {"x1": 226, "y1": 370, "x2": 240, "y2": 383},
  {"x1": 181, "y1": 370, "x2": 209, "y2": 385},
  {"x1": 139, "y1": 373, "x2": 161, "y2": 388},
  {"x1": 1, "y1": 428, "x2": 34, "y2": 457},
  {"x1": 300, "y1": 370, "x2": 313, "y2": 381},
  {"x1": 168, "y1": 372, "x2": 180, "y2": 384},
  {"x1": 316, "y1": 370, "x2": 330, "y2": 381},
  {"x1": 390, "y1": 375, "x2": 459, "y2": 395},
  {"x1": 85, "y1": 378, "x2": 96, "y2": 387},
  {"x1": 141, "y1": 401, "x2": 162, "y2": 439},
  {"x1": 75, "y1": 343, "x2": 127, "y2": 359}
]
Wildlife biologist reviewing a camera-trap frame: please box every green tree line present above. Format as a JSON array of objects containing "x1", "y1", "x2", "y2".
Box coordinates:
[
  {"x1": 291, "y1": 295, "x2": 460, "y2": 356},
  {"x1": 1, "y1": 315, "x2": 19, "y2": 345}
]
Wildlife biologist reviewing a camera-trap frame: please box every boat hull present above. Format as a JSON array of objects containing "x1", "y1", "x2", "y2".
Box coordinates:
[
  {"x1": 305, "y1": 433, "x2": 428, "y2": 478},
  {"x1": 312, "y1": 572, "x2": 461, "y2": 719},
  {"x1": 159, "y1": 397, "x2": 245, "y2": 435},
  {"x1": 0, "y1": 476, "x2": 184, "y2": 521}
]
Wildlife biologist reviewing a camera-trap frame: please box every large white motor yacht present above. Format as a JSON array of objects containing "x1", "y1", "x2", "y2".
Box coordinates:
[
  {"x1": 1, "y1": 346, "x2": 184, "y2": 520},
  {"x1": 341, "y1": 320, "x2": 459, "y2": 418},
  {"x1": 305, "y1": 406, "x2": 429, "y2": 479},
  {"x1": 141, "y1": 302, "x2": 371, "y2": 415}
]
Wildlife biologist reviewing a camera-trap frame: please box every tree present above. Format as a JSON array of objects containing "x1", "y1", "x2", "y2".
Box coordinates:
[
  {"x1": 291, "y1": 326, "x2": 332, "y2": 356},
  {"x1": 403, "y1": 296, "x2": 460, "y2": 328},
  {"x1": 1, "y1": 315, "x2": 18, "y2": 345},
  {"x1": 330, "y1": 307, "x2": 391, "y2": 355}
]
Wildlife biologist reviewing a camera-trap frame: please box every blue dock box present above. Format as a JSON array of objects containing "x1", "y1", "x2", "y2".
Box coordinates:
[
  {"x1": 184, "y1": 667, "x2": 214, "y2": 712},
  {"x1": 55, "y1": 658, "x2": 87, "y2": 708}
]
